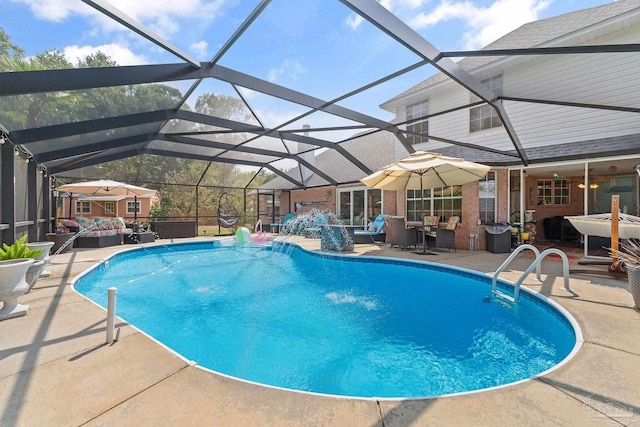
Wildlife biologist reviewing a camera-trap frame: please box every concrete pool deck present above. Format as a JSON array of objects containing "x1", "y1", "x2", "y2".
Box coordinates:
[{"x1": 1, "y1": 236, "x2": 639, "y2": 426}]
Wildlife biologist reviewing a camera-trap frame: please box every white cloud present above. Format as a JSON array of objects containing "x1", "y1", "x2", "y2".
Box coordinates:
[
  {"x1": 13, "y1": 0, "x2": 225, "y2": 38},
  {"x1": 347, "y1": 0, "x2": 552, "y2": 49},
  {"x1": 267, "y1": 60, "x2": 306, "y2": 83},
  {"x1": 410, "y1": 0, "x2": 552, "y2": 49},
  {"x1": 189, "y1": 40, "x2": 209, "y2": 58},
  {"x1": 10, "y1": 0, "x2": 82, "y2": 22},
  {"x1": 64, "y1": 44, "x2": 148, "y2": 66}
]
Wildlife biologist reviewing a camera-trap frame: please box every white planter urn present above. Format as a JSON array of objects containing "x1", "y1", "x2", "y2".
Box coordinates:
[
  {"x1": 25, "y1": 260, "x2": 46, "y2": 292},
  {"x1": 27, "y1": 241, "x2": 55, "y2": 278},
  {"x1": 0, "y1": 258, "x2": 34, "y2": 321}
]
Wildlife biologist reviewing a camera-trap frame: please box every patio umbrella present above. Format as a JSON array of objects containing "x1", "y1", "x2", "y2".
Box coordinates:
[
  {"x1": 55, "y1": 179, "x2": 156, "y2": 221},
  {"x1": 55, "y1": 179, "x2": 154, "y2": 197},
  {"x1": 361, "y1": 151, "x2": 491, "y2": 253}
]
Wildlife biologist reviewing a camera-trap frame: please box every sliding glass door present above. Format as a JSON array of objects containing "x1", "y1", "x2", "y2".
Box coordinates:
[{"x1": 337, "y1": 187, "x2": 382, "y2": 226}]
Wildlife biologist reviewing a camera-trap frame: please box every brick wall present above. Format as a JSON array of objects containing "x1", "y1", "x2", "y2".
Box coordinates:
[{"x1": 290, "y1": 187, "x2": 335, "y2": 214}]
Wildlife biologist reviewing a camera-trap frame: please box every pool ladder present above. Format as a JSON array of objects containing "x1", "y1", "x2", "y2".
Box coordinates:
[{"x1": 492, "y1": 244, "x2": 572, "y2": 302}]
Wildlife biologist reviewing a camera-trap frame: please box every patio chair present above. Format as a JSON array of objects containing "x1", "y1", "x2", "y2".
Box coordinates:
[
  {"x1": 353, "y1": 214, "x2": 388, "y2": 244},
  {"x1": 270, "y1": 213, "x2": 294, "y2": 234},
  {"x1": 421, "y1": 215, "x2": 440, "y2": 250},
  {"x1": 387, "y1": 217, "x2": 418, "y2": 251},
  {"x1": 436, "y1": 216, "x2": 459, "y2": 252}
]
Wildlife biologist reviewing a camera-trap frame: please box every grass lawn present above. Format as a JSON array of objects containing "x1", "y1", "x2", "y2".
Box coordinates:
[{"x1": 198, "y1": 225, "x2": 235, "y2": 236}]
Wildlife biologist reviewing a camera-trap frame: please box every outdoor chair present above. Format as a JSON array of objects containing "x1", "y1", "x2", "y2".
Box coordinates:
[
  {"x1": 436, "y1": 216, "x2": 459, "y2": 252},
  {"x1": 422, "y1": 215, "x2": 440, "y2": 250},
  {"x1": 353, "y1": 214, "x2": 388, "y2": 244},
  {"x1": 270, "y1": 213, "x2": 294, "y2": 234},
  {"x1": 387, "y1": 217, "x2": 418, "y2": 251}
]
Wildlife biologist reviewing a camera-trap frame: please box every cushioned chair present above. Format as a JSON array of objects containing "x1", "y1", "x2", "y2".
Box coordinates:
[
  {"x1": 270, "y1": 213, "x2": 294, "y2": 234},
  {"x1": 436, "y1": 216, "x2": 459, "y2": 252},
  {"x1": 386, "y1": 217, "x2": 418, "y2": 250},
  {"x1": 421, "y1": 215, "x2": 440, "y2": 250},
  {"x1": 353, "y1": 214, "x2": 388, "y2": 244}
]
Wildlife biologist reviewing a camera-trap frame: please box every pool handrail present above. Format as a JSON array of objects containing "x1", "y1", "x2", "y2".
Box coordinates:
[
  {"x1": 492, "y1": 245, "x2": 573, "y2": 302},
  {"x1": 492, "y1": 244, "x2": 541, "y2": 301}
]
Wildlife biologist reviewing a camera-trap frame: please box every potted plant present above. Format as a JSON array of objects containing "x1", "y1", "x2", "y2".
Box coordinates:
[
  {"x1": 0, "y1": 236, "x2": 44, "y2": 320},
  {"x1": 0, "y1": 258, "x2": 33, "y2": 320},
  {"x1": 609, "y1": 239, "x2": 640, "y2": 310},
  {"x1": 27, "y1": 240, "x2": 55, "y2": 278},
  {"x1": 0, "y1": 235, "x2": 46, "y2": 292},
  {"x1": 46, "y1": 225, "x2": 75, "y2": 254}
]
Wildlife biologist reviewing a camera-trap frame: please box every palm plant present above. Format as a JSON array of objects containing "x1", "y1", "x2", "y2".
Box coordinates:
[{"x1": 0, "y1": 235, "x2": 44, "y2": 260}]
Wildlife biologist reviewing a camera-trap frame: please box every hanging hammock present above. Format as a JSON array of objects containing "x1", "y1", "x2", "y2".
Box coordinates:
[
  {"x1": 217, "y1": 192, "x2": 239, "y2": 229},
  {"x1": 218, "y1": 210, "x2": 239, "y2": 228}
]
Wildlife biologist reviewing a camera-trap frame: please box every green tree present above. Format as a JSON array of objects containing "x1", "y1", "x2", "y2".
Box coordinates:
[{"x1": 0, "y1": 27, "x2": 24, "y2": 59}]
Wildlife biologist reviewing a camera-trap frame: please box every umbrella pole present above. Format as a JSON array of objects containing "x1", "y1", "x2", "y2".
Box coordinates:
[{"x1": 421, "y1": 177, "x2": 426, "y2": 253}]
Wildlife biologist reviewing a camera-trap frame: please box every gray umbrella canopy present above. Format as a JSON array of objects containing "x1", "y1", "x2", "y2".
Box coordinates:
[{"x1": 361, "y1": 151, "x2": 491, "y2": 218}]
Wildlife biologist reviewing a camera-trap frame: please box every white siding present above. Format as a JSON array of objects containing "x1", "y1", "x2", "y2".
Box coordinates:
[{"x1": 392, "y1": 18, "x2": 640, "y2": 154}]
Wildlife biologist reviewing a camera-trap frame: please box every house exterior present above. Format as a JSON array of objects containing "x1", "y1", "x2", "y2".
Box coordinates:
[
  {"x1": 263, "y1": 0, "x2": 640, "y2": 257},
  {"x1": 57, "y1": 192, "x2": 160, "y2": 223}
]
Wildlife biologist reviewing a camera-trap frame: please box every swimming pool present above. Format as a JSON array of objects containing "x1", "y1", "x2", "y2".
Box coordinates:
[{"x1": 73, "y1": 241, "x2": 582, "y2": 399}]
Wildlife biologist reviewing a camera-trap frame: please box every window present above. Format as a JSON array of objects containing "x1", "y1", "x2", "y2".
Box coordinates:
[
  {"x1": 75, "y1": 201, "x2": 90, "y2": 214},
  {"x1": 405, "y1": 101, "x2": 428, "y2": 144},
  {"x1": 406, "y1": 189, "x2": 430, "y2": 222},
  {"x1": 405, "y1": 186, "x2": 462, "y2": 223},
  {"x1": 127, "y1": 201, "x2": 141, "y2": 214},
  {"x1": 537, "y1": 179, "x2": 570, "y2": 205},
  {"x1": 104, "y1": 201, "x2": 115, "y2": 214},
  {"x1": 433, "y1": 186, "x2": 462, "y2": 222},
  {"x1": 479, "y1": 171, "x2": 496, "y2": 224},
  {"x1": 470, "y1": 75, "x2": 503, "y2": 132}
]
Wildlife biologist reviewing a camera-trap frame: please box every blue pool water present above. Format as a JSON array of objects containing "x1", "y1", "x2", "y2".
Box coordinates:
[{"x1": 74, "y1": 241, "x2": 579, "y2": 399}]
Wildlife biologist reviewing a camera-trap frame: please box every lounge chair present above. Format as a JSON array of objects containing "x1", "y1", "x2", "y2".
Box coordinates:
[
  {"x1": 353, "y1": 214, "x2": 388, "y2": 244},
  {"x1": 270, "y1": 213, "x2": 294, "y2": 234},
  {"x1": 436, "y1": 216, "x2": 459, "y2": 252}
]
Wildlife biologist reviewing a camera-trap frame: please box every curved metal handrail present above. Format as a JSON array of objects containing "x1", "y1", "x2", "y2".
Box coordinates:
[
  {"x1": 492, "y1": 244, "x2": 541, "y2": 295},
  {"x1": 512, "y1": 248, "x2": 572, "y2": 301}
]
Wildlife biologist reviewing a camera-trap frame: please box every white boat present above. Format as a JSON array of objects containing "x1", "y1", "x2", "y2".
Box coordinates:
[{"x1": 567, "y1": 213, "x2": 640, "y2": 239}]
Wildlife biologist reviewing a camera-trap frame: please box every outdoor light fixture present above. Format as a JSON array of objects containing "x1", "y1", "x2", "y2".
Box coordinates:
[
  {"x1": 579, "y1": 183, "x2": 599, "y2": 189},
  {"x1": 636, "y1": 164, "x2": 640, "y2": 177}
]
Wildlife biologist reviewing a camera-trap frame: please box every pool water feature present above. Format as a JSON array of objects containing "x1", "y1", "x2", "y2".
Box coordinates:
[{"x1": 73, "y1": 241, "x2": 581, "y2": 399}]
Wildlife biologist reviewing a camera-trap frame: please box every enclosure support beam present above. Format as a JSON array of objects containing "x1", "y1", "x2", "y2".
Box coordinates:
[
  {"x1": 27, "y1": 160, "x2": 37, "y2": 240},
  {"x1": 1, "y1": 143, "x2": 16, "y2": 244},
  {"x1": 195, "y1": 184, "x2": 200, "y2": 237},
  {"x1": 339, "y1": 0, "x2": 528, "y2": 165}
]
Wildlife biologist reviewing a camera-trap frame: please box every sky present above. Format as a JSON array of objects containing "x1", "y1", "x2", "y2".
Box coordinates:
[{"x1": 2, "y1": 0, "x2": 617, "y2": 130}]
